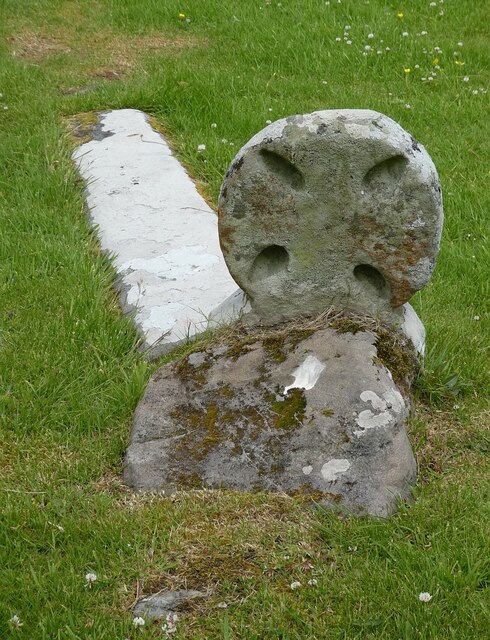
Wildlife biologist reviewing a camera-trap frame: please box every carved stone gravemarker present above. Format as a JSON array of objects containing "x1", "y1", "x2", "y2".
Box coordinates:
[{"x1": 124, "y1": 110, "x2": 443, "y2": 517}]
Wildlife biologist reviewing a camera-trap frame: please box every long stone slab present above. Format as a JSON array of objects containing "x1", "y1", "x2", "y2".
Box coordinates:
[{"x1": 72, "y1": 109, "x2": 243, "y2": 357}]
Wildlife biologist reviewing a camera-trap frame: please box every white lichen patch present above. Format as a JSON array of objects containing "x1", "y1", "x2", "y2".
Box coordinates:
[
  {"x1": 354, "y1": 388, "x2": 405, "y2": 436},
  {"x1": 360, "y1": 390, "x2": 386, "y2": 410},
  {"x1": 302, "y1": 465, "x2": 313, "y2": 475},
  {"x1": 284, "y1": 355, "x2": 326, "y2": 394},
  {"x1": 321, "y1": 459, "x2": 351, "y2": 482}
]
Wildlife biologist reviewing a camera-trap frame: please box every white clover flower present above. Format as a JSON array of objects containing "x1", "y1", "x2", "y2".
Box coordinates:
[
  {"x1": 307, "y1": 578, "x2": 318, "y2": 586},
  {"x1": 415, "y1": 64, "x2": 420, "y2": 69},
  {"x1": 217, "y1": 601, "x2": 228, "y2": 608},
  {"x1": 402, "y1": 31, "x2": 409, "y2": 37},
  {"x1": 9, "y1": 615, "x2": 22, "y2": 628},
  {"x1": 345, "y1": 25, "x2": 351, "y2": 30},
  {"x1": 368, "y1": 33, "x2": 374, "y2": 39},
  {"x1": 347, "y1": 40, "x2": 352, "y2": 45},
  {"x1": 162, "y1": 612, "x2": 178, "y2": 635},
  {"x1": 335, "y1": 37, "x2": 341, "y2": 42},
  {"x1": 405, "y1": 104, "x2": 411, "y2": 109},
  {"x1": 3, "y1": 105, "x2": 8, "y2": 110},
  {"x1": 364, "y1": 45, "x2": 372, "y2": 51},
  {"x1": 457, "y1": 41, "x2": 463, "y2": 46},
  {"x1": 197, "y1": 144, "x2": 206, "y2": 152},
  {"x1": 429, "y1": 2, "x2": 436, "y2": 6},
  {"x1": 321, "y1": 80, "x2": 328, "y2": 84},
  {"x1": 85, "y1": 572, "x2": 97, "y2": 587},
  {"x1": 453, "y1": 404, "x2": 460, "y2": 410},
  {"x1": 473, "y1": 315, "x2": 480, "y2": 321},
  {"x1": 290, "y1": 581, "x2": 302, "y2": 589},
  {"x1": 221, "y1": 138, "x2": 228, "y2": 144},
  {"x1": 421, "y1": 31, "x2": 428, "y2": 35},
  {"x1": 428, "y1": 76, "x2": 434, "y2": 82},
  {"x1": 133, "y1": 616, "x2": 146, "y2": 627},
  {"x1": 211, "y1": 123, "x2": 217, "y2": 128},
  {"x1": 463, "y1": 76, "x2": 470, "y2": 82},
  {"x1": 265, "y1": 119, "x2": 272, "y2": 124},
  {"x1": 376, "y1": 50, "x2": 382, "y2": 54},
  {"x1": 385, "y1": 47, "x2": 391, "y2": 51},
  {"x1": 439, "y1": 10, "x2": 444, "y2": 15},
  {"x1": 418, "y1": 592, "x2": 432, "y2": 602}
]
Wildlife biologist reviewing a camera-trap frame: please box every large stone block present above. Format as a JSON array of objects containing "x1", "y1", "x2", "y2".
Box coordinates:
[
  {"x1": 124, "y1": 325, "x2": 417, "y2": 517},
  {"x1": 218, "y1": 110, "x2": 443, "y2": 325}
]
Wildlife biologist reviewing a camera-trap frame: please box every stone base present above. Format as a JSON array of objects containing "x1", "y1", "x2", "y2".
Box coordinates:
[{"x1": 124, "y1": 325, "x2": 417, "y2": 517}]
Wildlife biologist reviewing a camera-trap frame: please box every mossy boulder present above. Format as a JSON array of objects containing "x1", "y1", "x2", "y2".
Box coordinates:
[{"x1": 124, "y1": 325, "x2": 418, "y2": 517}]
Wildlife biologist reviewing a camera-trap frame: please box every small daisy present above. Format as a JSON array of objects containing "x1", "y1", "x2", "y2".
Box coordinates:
[
  {"x1": 85, "y1": 572, "x2": 97, "y2": 587},
  {"x1": 418, "y1": 592, "x2": 432, "y2": 602},
  {"x1": 9, "y1": 615, "x2": 22, "y2": 629}
]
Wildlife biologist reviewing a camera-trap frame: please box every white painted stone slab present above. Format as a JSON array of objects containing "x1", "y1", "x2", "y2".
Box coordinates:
[{"x1": 72, "y1": 109, "x2": 244, "y2": 357}]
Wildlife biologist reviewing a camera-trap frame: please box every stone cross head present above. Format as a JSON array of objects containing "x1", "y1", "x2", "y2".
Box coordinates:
[{"x1": 218, "y1": 109, "x2": 443, "y2": 326}]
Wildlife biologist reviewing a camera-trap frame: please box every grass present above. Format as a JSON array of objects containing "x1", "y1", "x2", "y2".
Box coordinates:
[{"x1": 0, "y1": 0, "x2": 488, "y2": 637}]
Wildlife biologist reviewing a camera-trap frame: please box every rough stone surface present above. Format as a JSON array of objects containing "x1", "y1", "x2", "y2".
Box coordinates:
[
  {"x1": 218, "y1": 109, "x2": 443, "y2": 325},
  {"x1": 132, "y1": 590, "x2": 206, "y2": 620},
  {"x1": 72, "y1": 109, "x2": 243, "y2": 357},
  {"x1": 124, "y1": 326, "x2": 417, "y2": 517}
]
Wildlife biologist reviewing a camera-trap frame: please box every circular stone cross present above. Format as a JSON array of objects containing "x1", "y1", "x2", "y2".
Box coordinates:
[{"x1": 218, "y1": 109, "x2": 443, "y2": 324}]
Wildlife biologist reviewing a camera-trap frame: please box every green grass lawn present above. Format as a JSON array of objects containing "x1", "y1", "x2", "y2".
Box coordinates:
[{"x1": 0, "y1": 0, "x2": 489, "y2": 637}]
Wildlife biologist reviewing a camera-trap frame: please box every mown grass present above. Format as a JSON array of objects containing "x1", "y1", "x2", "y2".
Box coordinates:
[{"x1": 0, "y1": 0, "x2": 488, "y2": 638}]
